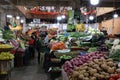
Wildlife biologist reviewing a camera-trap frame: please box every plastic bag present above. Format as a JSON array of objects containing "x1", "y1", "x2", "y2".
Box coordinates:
[{"x1": 19, "y1": 42, "x2": 25, "y2": 49}]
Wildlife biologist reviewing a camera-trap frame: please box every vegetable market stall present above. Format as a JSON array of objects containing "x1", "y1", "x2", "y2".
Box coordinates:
[{"x1": 45, "y1": 49, "x2": 87, "y2": 80}]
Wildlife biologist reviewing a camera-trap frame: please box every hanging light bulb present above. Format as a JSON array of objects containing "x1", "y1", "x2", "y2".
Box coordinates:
[
  {"x1": 62, "y1": 15, "x2": 65, "y2": 19},
  {"x1": 57, "y1": 22, "x2": 60, "y2": 25},
  {"x1": 7, "y1": 15, "x2": 13, "y2": 18},
  {"x1": 16, "y1": 16, "x2": 20, "y2": 19},
  {"x1": 20, "y1": 19, "x2": 24, "y2": 23},
  {"x1": 90, "y1": 0, "x2": 100, "y2": 5},
  {"x1": 89, "y1": 15, "x2": 94, "y2": 20},
  {"x1": 57, "y1": 16, "x2": 62, "y2": 21},
  {"x1": 113, "y1": 13, "x2": 118, "y2": 18}
]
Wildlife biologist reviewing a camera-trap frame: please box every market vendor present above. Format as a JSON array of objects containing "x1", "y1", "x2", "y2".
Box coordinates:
[
  {"x1": 36, "y1": 34, "x2": 46, "y2": 64},
  {"x1": 63, "y1": 37, "x2": 69, "y2": 48},
  {"x1": 76, "y1": 20, "x2": 86, "y2": 32},
  {"x1": 100, "y1": 27, "x2": 108, "y2": 36},
  {"x1": 4, "y1": 22, "x2": 10, "y2": 30}
]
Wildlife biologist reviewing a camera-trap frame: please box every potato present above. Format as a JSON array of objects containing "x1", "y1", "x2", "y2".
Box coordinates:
[
  {"x1": 79, "y1": 70, "x2": 86, "y2": 74},
  {"x1": 74, "y1": 67, "x2": 79, "y2": 71},
  {"x1": 101, "y1": 64, "x2": 109, "y2": 70},
  {"x1": 96, "y1": 66, "x2": 102, "y2": 71},
  {"x1": 81, "y1": 70, "x2": 86, "y2": 73},
  {"x1": 90, "y1": 77, "x2": 96, "y2": 80},
  {"x1": 100, "y1": 75, "x2": 105, "y2": 79},
  {"x1": 99, "y1": 58, "x2": 106, "y2": 62},
  {"x1": 93, "y1": 73, "x2": 99, "y2": 77},
  {"x1": 83, "y1": 77, "x2": 89, "y2": 80},
  {"x1": 83, "y1": 63, "x2": 88, "y2": 66},
  {"x1": 88, "y1": 62, "x2": 95, "y2": 67},
  {"x1": 93, "y1": 69, "x2": 97, "y2": 73},
  {"x1": 107, "y1": 61, "x2": 114, "y2": 67},
  {"x1": 104, "y1": 73, "x2": 110, "y2": 76},
  {"x1": 116, "y1": 68, "x2": 120, "y2": 73},
  {"x1": 88, "y1": 67, "x2": 93, "y2": 71},
  {"x1": 90, "y1": 69, "x2": 97, "y2": 75},
  {"x1": 107, "y1": 67, "x2": 115, "y2": 74},
  {"x1": 92, "y1": 64, "x2": 98, "y2": 68},
  {"x1": 72, "y1": 71, "x2": 79, "y2": 78},
  {"x1": 100, "y1": 72, "x2": 106, "y2": 75},
  {"x1": 97, "y1": 74, "x2": 105, "y2": 79},
  {"x1": 78, "y1": 75, "x2": 84, "y2": 79},
  {"x1": 83, "y1": 66, "x2": 88, "y2": 70},
  {"x1": 94, "y1": 59, "x2": 99, "y2": 64},
  {"x1": 106, "y1": 58, "x2": 113, "y2": 62},
  {"x1": 79, "y1": 67, "x2": 85, "y2": 70},
  {"x1": 114, "y1": 63, "x2": 117, "y2": 66},
  {"x1": 105, "y1": 75, "x2": 110, "y2": 79},
  {"x1": 83, "y1": 73, "x2": 89, "y2": 77}
]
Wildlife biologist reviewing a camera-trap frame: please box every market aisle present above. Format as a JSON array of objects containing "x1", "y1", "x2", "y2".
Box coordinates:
[{"x1": 11, "y1": 58, "x2": 48, "y2": 80}]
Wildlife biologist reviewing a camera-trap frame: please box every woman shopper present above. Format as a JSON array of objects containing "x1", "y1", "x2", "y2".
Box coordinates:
[{"x1": 36, "y1": 35, "x2": 46, "y2": 64}]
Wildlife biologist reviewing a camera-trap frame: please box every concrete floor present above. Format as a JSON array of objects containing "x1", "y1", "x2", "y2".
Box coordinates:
[{"x1": 11, "y1": 59, "x2": 49, "y2": 80}]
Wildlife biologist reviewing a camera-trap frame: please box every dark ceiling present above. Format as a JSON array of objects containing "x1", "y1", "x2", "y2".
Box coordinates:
[
  {"x1": 0, "y1": 0, "x2": 120, "y2": 11},
  {"x1": 9, "y1": 0, "x2": 120, "y2": 8},
  {"x1": 0, "y1": 0, "x2": 120, "y2": 20}
]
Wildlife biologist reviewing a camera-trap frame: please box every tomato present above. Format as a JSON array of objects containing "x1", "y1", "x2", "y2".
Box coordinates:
[{"x1": 109, "y1": 78, "x2": 115, "y2": 80}]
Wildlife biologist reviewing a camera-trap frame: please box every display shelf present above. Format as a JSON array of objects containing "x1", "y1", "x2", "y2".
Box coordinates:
[
  {"x1": 0, "y1": 59, "x2": 13, "y2": 80},
  {"x1": 0, "y1": 74, "x2": 9, "y2": 80},
  {"x1": 49, "y1": 67, "x2": 61, "y2": 80},
  {"x1": 50, "y1": 58, "x2": 61, "y2": 63},
  {"x1": 0, "y1": 60, "x2": 13, "y2": 73},
  {"x1": 0, "y1": 48, "x2": 13, "y2": 52},
  {"x1": 0, "y1": 44, "x2": 14, "y2": 80},
  {"x1": 70, "y1": 46, "x2": 89, "y2": 51},
  {"x1": 54, "y1": 51, "x2": 80, "y2": 58},
  {"x1": 50, "y1": 67, "x2": 61, "y2": 73}
]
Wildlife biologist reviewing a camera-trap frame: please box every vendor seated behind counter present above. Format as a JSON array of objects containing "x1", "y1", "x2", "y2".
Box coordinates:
[{"x1": 100, "y1": 27, "x2": 108, "y2": 36}]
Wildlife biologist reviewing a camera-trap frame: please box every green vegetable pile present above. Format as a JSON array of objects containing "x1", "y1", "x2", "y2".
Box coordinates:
[
  {"x1": 56, "y1": 35, "x2": 67, "y2": 42},
  {"x1": 88, "y1": 47, "x2": 98, "y2": 53},
  {"x1": 80, "y1": 42, "x2": 91, "y2": 47},
  {"x1": 109, "y1": 49, "x2": 120, "y2": 61},
  {"x1": 60, "y1": 55, "x2": 72, "y2": 60},
  {"x1": 69, "y1": 32, "x2": 89, "y2": 38},
  {"x1": 67, "y1": 24, "x2": 75, "y2": 31},
  {"x1": 2, "y1": 30, "x2": 12, "y2": 40},
  {"x1": 52, "y1": 67, "x2": 61, "y2": 72}
]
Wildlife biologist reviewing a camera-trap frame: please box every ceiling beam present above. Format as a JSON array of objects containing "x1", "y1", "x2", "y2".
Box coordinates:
[
  {"x1": 9, "y1": 0, "x2": 120, "y2": 7},
  {"x1": 5, "y1": 0, "x2": 25, "y2": 16},
  {"x1": 0, "y1": 5, "x2": 6, "y2": 10},
  {"x1": 10, "y1": 0, "x2": 70, "y2": 6},
  {"x1": 97, "y1": 9, "x2": 120, "y2": 23}
]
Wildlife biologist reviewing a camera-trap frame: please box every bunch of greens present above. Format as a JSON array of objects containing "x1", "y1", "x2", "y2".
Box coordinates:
[{"x1": 109, "y1": 49, "x2": 120, "y2": 61}]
